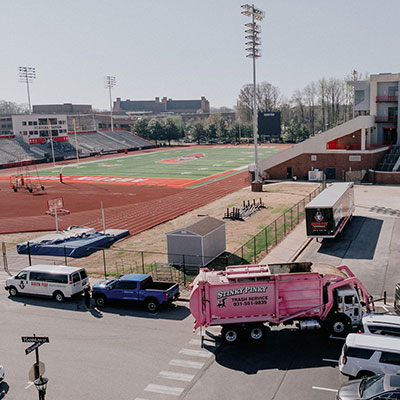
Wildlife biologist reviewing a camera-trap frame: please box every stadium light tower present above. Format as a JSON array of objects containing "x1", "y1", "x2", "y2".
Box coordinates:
[
  {"x1": 241, "y1": 4, "x2": 265, "y2": 185},
  {"x1": 104, "y1": 76, "x2": 116, "y2": 132},
  {"x1": 18, "y1": 66, "x2": 36, "y2": 114}
]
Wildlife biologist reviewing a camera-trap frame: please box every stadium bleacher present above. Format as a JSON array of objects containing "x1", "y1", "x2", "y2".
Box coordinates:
[{"x1": 0, "y1": 130, "x2": 154, "y2": 167}]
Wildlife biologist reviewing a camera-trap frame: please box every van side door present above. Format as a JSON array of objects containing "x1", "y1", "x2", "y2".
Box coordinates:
[{"x1": 15, "y1": 271, "x2": 30, "y2": 294}]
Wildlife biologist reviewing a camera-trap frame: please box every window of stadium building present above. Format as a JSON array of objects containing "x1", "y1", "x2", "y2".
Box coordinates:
[
  {"x1": 49, "y1": 118, "x2": 57, "y2": 125},
  {"x1": 39, "y1": 130, "x2": 48, "y2": 137},
  {"x1": 38, "y1": 119, "x2": 47, "y2": 125},
  {"x1": 355, "y1": 90, "x2": 365, "y2": 105},
  {"x1": 51, "y1": 130, "x2": 58, "y2": 136}
]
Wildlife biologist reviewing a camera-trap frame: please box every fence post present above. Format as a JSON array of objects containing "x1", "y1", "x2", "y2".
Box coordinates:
[
  {"x1": 141, "y1": 251, "x2": 145, "y2": 274},
  {"x1": 297, "y1": 203, "x2": 299, "y2": 224},
  {"x1": 264, "y1": 227, "x2": 268, "y2": 253},
  {"x1": 274, "y1": 220, "x2": 277, "y2": 245},
  {"x1": 2, "y1": 242, "x2": 9, "y2": 275},
  {"x1": 27, "y1": 241, "x2": 32, "y2": 266},
  {"x1": 241, "y1": 246, "x2": 244, "y2": 260},
  {"x1": 283, "y1": 213, "x2": 286, "y2": 236},
  {"x1": 64, "y1": 246, "x2": 67, "y2": 265},
  {"x1": 290, "y1": 208, "x2": 293, "y2": 230},
  {"x1": 309, "y1": 193, "x2": 311, "y2": 202},
  {"x1": 102, "y1": 249, "x2": 107, "y2": 278},
  {"x1": 182, "y1": 254, "x2": 186, "y2": 287},
  {"x1": 253, "y1": 237, "x2": 256, "y2": 263}
]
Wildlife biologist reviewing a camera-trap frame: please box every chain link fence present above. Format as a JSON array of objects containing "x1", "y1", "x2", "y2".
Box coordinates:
[{"x1": 2, "y1": 184, "x2": 324, "y2": 287}]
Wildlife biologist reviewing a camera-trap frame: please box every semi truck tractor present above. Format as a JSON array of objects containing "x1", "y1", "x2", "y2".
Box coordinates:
[{"x1": 189, "y1": 262, "x2": 373, "y2": 343}]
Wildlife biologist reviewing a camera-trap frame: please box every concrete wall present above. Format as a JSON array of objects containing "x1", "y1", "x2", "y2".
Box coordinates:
[{"x1": 264, "y1": 149, "x2": 387, "y2": 180}]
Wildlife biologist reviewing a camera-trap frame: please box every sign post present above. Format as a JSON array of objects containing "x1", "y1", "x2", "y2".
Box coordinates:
[{"x1": 22, "y1": 335, "x2": 49, "y2": 381}]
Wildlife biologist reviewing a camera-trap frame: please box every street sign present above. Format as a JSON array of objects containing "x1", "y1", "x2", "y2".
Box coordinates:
[
  {"x1": 25, "y1": 342, "x2": 42, "y2": 355},
  {"x1": 21, "y1": 336, "x2": 49, "y2": 343},
  {"x1": 28, "y1": 362, "x2": 45, "y2": 382}
]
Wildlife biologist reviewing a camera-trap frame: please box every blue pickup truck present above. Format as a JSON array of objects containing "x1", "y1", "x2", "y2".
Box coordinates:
[{"x1": 92, "y1": 274, "x2": 180, "y2": 312}]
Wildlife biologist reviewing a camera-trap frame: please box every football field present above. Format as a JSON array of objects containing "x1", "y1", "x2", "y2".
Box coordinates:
[{"x1": 23, "y1": 145, "x2": 289, "y2": 188}]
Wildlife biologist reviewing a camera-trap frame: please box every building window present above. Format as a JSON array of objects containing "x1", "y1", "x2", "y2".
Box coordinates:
[
  {"x1": 28, "y1": 121, "x2": 33, "y2": 125},
  {"x1": 349, "y1": 155, "x2": 361, "y2": 162},
  {"x1": 33, "y1": 121, "x2": 37, "y2": 125},
  {"x1": 38, "y1": 119, "x2": 47, "y2": 125},
  {"x1": 311, "y1": 155, "x2": 317, "y2": 161},
  {"x1": 388, "y1": 86, "x2": 398, "y2": 97},
  {"x1": 355, "y1": 90, "x2": 365, "y2": 105},
  {"x1": 29, "y1": 131, "x2": 34, "y2": 135},
  {"x1": 22, "y1": 121, "x2": 27, "y2": 126}
]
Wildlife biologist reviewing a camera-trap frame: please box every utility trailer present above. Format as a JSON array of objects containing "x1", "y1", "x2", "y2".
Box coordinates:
[
  {"x1": 190, "y1": 262, "x2": 373, "y2": 343},
  {"x1": 305, "y1": 182, "x2": 354, "y2": 239}
]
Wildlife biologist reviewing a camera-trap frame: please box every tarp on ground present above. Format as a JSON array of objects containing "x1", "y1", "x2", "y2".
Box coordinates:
[{"x1": 17, "y1": 229, "x2": 129, "y2": 258}]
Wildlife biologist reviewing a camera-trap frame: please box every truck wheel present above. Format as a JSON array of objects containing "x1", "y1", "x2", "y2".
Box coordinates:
[
  {"x1": 221, "y1": 326, "x2": 240, "y2": 344},
  {"x1": 145, "y1": 298, "x2": 159, "y2": 313},
  {"x1": 328, "y1": 315, "x2": 351, "y2": 335},
  {"x1": 95, "y1": 295, "x2": 106, "y2": 307},
  {"x1": 53, "y1": 291, "x2": 65, "y2": 303},
  {"x1": 9, "y1": 286, "x2": 18, "y2": 297},
  {"x1": 249, "y1": 325, "x2": 265, "y2": 341}
]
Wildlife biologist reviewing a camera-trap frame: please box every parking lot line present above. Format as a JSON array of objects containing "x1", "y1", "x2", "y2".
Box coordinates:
[
  {"x1": 144, "y1": 384, "x2": 184, "y2": 396},
  {"x1": 159, "y1": 370, "x2": 195, "y2": 382},
  {"x1": 329, "y1": 335, "x2": 346, "y2": 340},
  {"x1": 189, "y1": 339, "x2": 202, "y2": 346},
  {"x1": 179, "y1": 348, "x2": 212, "y2": 358},
  {"x1": 322, "y1": 358, "x2": 339, "y2": 364},
  {"x1": 169, "y1": 359, "x2": 204, "y2": 369},
  {"x1": 312, "y1": 386, "x2": 338, "y2": 393}
]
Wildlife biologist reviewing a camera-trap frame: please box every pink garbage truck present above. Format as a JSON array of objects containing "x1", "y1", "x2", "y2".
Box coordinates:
[{"x1": 190, "y1": 262, "x2": 373, "y2": 343}]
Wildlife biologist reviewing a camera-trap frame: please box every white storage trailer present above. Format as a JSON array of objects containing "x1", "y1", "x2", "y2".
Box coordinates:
[{"x1": 305, "y1": 182, "x2": 355, "y2": 239}]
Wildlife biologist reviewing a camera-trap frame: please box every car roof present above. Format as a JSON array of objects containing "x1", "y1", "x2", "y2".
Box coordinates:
[
  {"x1": 120, "y1": 273, "x2": 149, "y2": 281},
  {"x1": 363, "y1": 313, "x2": 400, "y2": 327},
  {"x1": 346, "y1": 333, "x2": 400, "y2": 352},
  {"x1": 23, "y1": 265, "x2": 83, "y2": 274}
]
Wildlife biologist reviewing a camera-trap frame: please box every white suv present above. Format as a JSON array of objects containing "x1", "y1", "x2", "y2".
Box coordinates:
[
  {"x1": 339, "y1": 333, "x2": 400, "y2": 379},
  {"x1": 361, "y1": 313, "x2": 400, "y2": 337}
]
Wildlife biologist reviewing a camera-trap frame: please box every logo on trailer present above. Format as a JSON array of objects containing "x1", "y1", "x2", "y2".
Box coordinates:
[{"x1": 314, "y1": 211, "x2": 324, "y2": 222}]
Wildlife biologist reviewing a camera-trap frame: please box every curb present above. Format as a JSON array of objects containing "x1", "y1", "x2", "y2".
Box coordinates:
[{"x1": 289, "y1": 237, "x2": 313, "y2": 262}]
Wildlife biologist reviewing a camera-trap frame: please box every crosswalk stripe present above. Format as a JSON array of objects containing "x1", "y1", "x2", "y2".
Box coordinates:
[
  {"x1": 159, "y1": 370, "x2": 194, "y2": 382},
  {"x1": 169, "y1": 359, "x2": 204, "y2": 369},
  {"x1": 189, "y1": 339, "x2": 202, "y2": 346},
  {"x1": 144, "y1": 384, "x2": 184, "y2": 396},
  {"x1": 179, "y1": 348, "x2": 212, "y2": 358}
]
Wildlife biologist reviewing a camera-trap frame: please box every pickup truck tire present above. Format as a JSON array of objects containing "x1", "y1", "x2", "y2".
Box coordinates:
[
  {"x1": 94, "y1": 295, "x2": 107, "y2": 307},
  {"x1": 8, "y1": 286, "x2": 18, "y2": 297},
  {"x1": 221, "y1": 326, "x2": 240, "y2": 344},
  {"x1": 145, "y1": 298, "x2": 159, "y2": 313},
  {"x1": 327, "y1": 315, "x2": 351, "y2": 335}
]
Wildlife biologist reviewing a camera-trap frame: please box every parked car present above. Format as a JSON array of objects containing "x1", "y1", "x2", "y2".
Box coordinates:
[
  {"x1": 339, "y1": 333, "x2": 400, "y2": 379},
  {"x1": 360, "y1": 313, "x2": 400, "y2": 337},
  {"x1": 336, "y1": 374, "x2": 400, "y2": 400},
  {"x1": 5, "y1": 265, "x2": 89, "y2": 302},
  {"x1": 92, "y1": 273, "x2": 179, "y2": 312},
  {"x1": 0, "y1": 364, "x2": 4, "y2": 383}
]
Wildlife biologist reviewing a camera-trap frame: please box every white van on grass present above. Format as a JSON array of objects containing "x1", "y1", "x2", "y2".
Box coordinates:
[
  {"x1": 5, "y1": 265, "x2": 89, "y2": 302},
  {"x1": 339, "y1": 333, "x2": 400, "y2": 379}
]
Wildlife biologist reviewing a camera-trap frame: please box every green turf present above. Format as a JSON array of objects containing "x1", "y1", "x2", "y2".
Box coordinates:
[{"x1": 39, "y1": 146, "x2": 286, "y2": 184}]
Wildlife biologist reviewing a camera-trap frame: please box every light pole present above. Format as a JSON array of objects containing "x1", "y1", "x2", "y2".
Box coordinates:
[
  {"x1": 34, "y1": 376, "x2": 48, "y2": 400},
  {"x1": 351, "y1": 69, "x2": 358, "y2": 119},
  {"x1": 18, "y1": 66, "x2": 36, "y2": 114},
  {"x1": 104, "y1": 76, "x2": 116, "y2": 132},
  {"x1": 241, "y1": 4, "x2": 264, "y2": 184}
]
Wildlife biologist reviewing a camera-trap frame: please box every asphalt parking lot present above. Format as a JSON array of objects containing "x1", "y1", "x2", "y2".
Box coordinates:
[{"x1": 0, "y1": 184, "x2": 399, "y2": 400}]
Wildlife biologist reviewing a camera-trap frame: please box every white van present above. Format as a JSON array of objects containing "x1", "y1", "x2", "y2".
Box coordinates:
[
  {"x1": 339, "y1": 333, "x2": 400, "y2": 379},
  {"x1": 5, "y1": 265, "x2": 89, "y2": 302},
  {"x1": 360, "y1": 313, "x2": 400, "y2": 337}
]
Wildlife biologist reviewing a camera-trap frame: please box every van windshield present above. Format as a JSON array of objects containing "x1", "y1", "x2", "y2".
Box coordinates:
[{"x1": 360, "y1": 374, "x2": 384, "y2": 398}]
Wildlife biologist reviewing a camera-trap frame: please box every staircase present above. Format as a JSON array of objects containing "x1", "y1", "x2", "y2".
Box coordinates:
[{"x1": 377, "y1": 145, "x2": 400, "y2": 171}]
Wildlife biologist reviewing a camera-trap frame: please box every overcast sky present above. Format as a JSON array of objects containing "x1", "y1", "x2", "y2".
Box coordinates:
[{"x1": 1, "y1": 0, "x2": 400, "y2": 110}]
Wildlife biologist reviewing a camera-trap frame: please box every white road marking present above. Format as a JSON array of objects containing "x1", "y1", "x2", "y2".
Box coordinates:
[
  {"x1": 159, "y1": 370, "x2": 194, "y2": 382},
  {"x1": 25, "y1": 382, "x2": 34, "y2": 389},
  {"x1": 169, "y1": 359, "x2": 204, "y2": 369},
  {"x1": 189, "y1": 339, "x2": 202, "y2": 346},
  {"x1": 179, "y1": 348, "x2": 212, "y2": 358},
  {"x1": 144, "y1": 384, "x2": 184, "y2": 396},
  {"x1": 134, "y1": 398, "x2": 149, "y2": 400},
  {"x1": 312, "y1": 386, "x2": 338, "y2": 393},
  {"x1": 382, "y1": 305, "x2": 389, "y2": 312},
  {"x1": 322, "y1": 358, "x2": 339, "y2": 364},
  {"x1": 329, "y1": 335, "x2": 346, "y2": 340}
]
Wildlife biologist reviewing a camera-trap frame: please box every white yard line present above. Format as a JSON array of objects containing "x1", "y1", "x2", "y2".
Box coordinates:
[
  {"x1": 144, "y1": 384, "x2": 184, "y2": 396},
  {"x1": 312, "y1": 386, "x2": 338, "y2": 393}
]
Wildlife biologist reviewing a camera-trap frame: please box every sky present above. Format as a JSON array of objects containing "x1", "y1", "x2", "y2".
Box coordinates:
[{"x1": 1, "y1": 0, "x2": 400, "y2": 110}]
